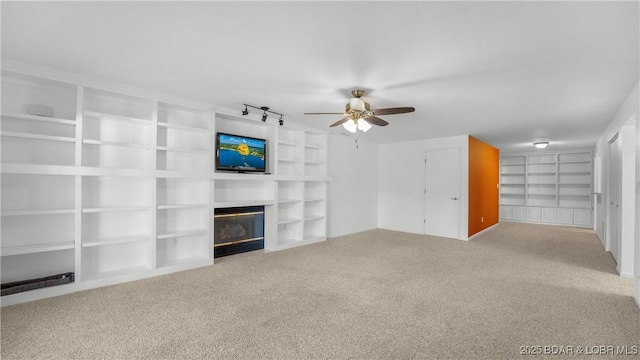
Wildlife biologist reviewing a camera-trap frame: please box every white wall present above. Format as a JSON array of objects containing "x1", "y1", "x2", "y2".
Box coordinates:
[
  {"x1": 593, "y1": 82, "x2": 638, "y2": 306},
  {"x1": 327, "y1": 134, "x2": 379, "y2": 237},
  {"x1": 378, "y1": 135, "x2": 469, "y2": 239},
  {"x1": 636, "y1": 102, "x2": 640, "y2": 306},
  {"x1": 594, "y1": 82, "x2": 639, "y2": 246},
  {"x1": 620, "y1": 123, "x2": 636, "y2": 278}
]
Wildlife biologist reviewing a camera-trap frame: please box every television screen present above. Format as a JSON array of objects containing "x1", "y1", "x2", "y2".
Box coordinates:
[{"x1": 216, "y1": 133, "x2": 266, "y2": 172}]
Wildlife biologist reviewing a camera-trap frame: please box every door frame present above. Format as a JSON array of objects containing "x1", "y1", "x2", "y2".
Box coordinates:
[{"x1": 607, "y1": 132, "x2": 621, "y2": 266}]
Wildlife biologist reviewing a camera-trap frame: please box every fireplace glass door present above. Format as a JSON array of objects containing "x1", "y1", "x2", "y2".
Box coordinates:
[{"x1": 213, "y1": 206, "x2": 264, "y2": 258}]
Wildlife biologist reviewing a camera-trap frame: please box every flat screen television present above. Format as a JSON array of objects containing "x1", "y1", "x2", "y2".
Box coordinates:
[{"x1": 216, "y1": 132, "x2": 267, "y2": 173}]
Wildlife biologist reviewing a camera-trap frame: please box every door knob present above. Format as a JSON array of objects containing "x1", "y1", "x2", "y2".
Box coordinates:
[{"x1": 451, "y1": 197, "x2": 458, "y2": 200}]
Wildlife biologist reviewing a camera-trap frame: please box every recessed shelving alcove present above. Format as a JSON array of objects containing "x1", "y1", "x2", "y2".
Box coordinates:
[
  {"x1": 499, "y1": 150, "x2": 593, "y2": 227},
  {"x1": 0, "y1": 66, "x2": 330, "y2": 306}
]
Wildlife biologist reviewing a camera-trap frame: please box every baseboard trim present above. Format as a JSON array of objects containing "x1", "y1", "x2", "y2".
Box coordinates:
[
  {"x1": 619, "y1": 271, "x2": 634, "y2": 279},
  {"x1": 468, "y1": 223, "x2": 499, "y2": 240},
  {"x1": 328, "y1": 227, "x2": 379, "y2": 239}
]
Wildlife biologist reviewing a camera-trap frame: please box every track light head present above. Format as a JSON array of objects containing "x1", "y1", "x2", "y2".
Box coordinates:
[
  {"x1": 242, "y1": 105, "x2": 249, "y2": 116},
  {"x1": 261, "y1": 112, "x2": 268, "y2": 122},
  {"x1": 279, "y1": 116, "x2": 284, "y2": 126}
]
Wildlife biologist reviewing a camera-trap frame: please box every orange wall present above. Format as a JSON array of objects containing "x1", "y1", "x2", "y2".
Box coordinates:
[{"x1": 468, "y1": 136, "x2": 499, "y2": 237}]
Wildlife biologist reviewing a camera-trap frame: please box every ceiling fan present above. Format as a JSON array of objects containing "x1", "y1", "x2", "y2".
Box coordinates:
[{"x1": 304, "y1": 89, "x2": 415, "y2": 133}]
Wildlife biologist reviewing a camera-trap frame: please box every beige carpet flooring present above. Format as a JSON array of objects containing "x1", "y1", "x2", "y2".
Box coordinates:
[{"x1": 2, "y1": 222, "x2": 639, "y2": 359}]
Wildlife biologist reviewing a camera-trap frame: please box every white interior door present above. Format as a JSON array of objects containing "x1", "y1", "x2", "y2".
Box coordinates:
[
  {"x1": 424, "y1": 148, "x2": 460, "y2": 239},
  {"x1": 608, "y1": 134, "x2": 622, "y2": 265}
]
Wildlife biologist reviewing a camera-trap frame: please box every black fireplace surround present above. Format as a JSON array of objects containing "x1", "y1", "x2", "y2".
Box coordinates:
[{"x1": 213, "y1": 206, "x2": 264, "y2": 258}]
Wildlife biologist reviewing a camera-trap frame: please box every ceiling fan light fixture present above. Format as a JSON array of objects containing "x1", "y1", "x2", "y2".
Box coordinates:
[
  {"x1": 343, "y1": 119, "x2": 357, "y2": 133},
  {"x1": 534, "y1": 141, "x2": 549, "y2": 149},
  {"x1": 358, "y1": 119, "x2": 372, "y2": 132},
  {"x1": 350, "y1": 97, "x2": 365, "y2": 112}
]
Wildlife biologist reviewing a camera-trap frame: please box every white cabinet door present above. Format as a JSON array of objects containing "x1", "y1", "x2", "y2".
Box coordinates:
[
  {"x1": 573, "y1": 209, "x2": 593, "y2": 227},
  {"x1": 513, "y1": 206, "x2": 526, "y2": 220},
  {"x1": 541, "y1": 207, "x2": 557, "y2": 223},
  {"x1": 499, "y1": 205, "x2": 513, "y2": 220},
  {"x1": 557, "y1": 208, "x2": 574, "y2": 224},
  {"x1": 526, "y1": 207, "x2": 541, "y2": 222}
]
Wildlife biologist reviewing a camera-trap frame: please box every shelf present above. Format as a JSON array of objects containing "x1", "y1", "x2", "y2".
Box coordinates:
[
  {"x1": 278, "y1": 158, "x2": 298, "y2": 163},
  {"x1": 2, "y1": 209, "x2": 75, "y2": 216},
  {"x1": 305, "y1": 144, "x2": 324, "y2": 150},
  {"x1": 528, "y1": 172, "x2": 557, "y2": 175},
  {"x1": 305, "y1": 161, "x2": 324, "y2": 165},
  {"x1": 278, "y1": 218, "x2": 301, "y2": 225},
  {"x1": 304, "y1": 197, "x2": 324, "y2": 202},
  {"x1": 157, "y1": 122, "x2": 207, "y2": 133},
  {"x1": 1, "y1": 112, "x2": 76, "y2": 125},
  {"x1": 278, "y1": 199, "x2": 302, "y2": 204},
  {"x1": 83, "y1": 265, "x2": 151, "y2": 282},
  {"x1": 304, "y1": 215, "x2": 325, "y2": 221},
  {"x1": 1, "y1": 241, "x2": 75, "y2": 256},
  {"x1": 213, "y1": 172, "x2": 274, "y2": 181},
  {"x1": 501, "y1": 173, "x2": 525, "y2": 175},
  {"x1": 0, "y1": 164, "x2": 78, "y2": 175},
  {"x1": 156, "y1": 146, "x2": 208, "y2": 154},
  {"x1": 158, "y1": 256, "x2": 209, "y2": 269},
  {"x1": 1, "y1": 131, "x2": 76, "y2": 143},
  {"x1": 303, "y1": 235, "x2": 326, "y2": 243},
  {"x1": 82, "y1": 206, "x2": 151, "y2": 213},
  {"x1": 278, "y1": 140, "x2": 298, "y2": 147},
  {"x1": 277, "y1": 238, "x2": 300, "y2": 245},
  {"x1": 214, "y1": 200, "x2": 274, "y2": 208},
  {"x1": 558, "y1": 171, "x2": 591, "y2": 175},
  {"x1": 558, "y1": 160, "x2": 591, "y2": 164},
  {"x1": 157, "y1": 204, "x2": 208, "y2": 210},
  {"x1": 157, "y1": 229, "x2": 207, "y2": 240},
  {"x1": 84, "y1": 110, "x2": 151, "y2": 125},
  {"x1": 83, "y1": 139, "x2": 151, "y2": 149},
  {"x1": 82, "y1": 235, "x2": 150, "y2": 248}
]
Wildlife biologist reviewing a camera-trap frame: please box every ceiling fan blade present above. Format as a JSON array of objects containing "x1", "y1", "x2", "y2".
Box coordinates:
[
  {"x1": 365, "y1": 116, "x2": 389, "y2": 127},
  {"x1": 371, "y1": 107, "x2": 415, "y2": 115},
  {"x1": 304, "y1": 112, "x2": 345, "y2": 115},
  {"x1": 329, "y1": 116, "x2": 351, "y2": 127}
]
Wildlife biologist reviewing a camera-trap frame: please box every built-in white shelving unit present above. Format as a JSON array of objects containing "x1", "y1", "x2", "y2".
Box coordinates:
[
  {"x1": 499, "y1": 150, "x2": 593, "y2": 227},
  {"x1": 0, "y1": 66, "x2": 329, "y2": 305}
]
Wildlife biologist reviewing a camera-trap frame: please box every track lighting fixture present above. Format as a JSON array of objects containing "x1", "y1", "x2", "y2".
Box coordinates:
[{"x1": 241, "y1": 104, "x2": 284, "y2": 126}]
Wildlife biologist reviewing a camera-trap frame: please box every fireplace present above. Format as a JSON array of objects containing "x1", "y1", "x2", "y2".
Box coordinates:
[{"x1": 213, "y1": 206, "x2": 264, "y2": 258}]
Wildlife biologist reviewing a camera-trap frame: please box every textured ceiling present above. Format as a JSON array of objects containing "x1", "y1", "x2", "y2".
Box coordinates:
[{"x1": 2, "y1": 1, "x2": 638, "y2": 152}]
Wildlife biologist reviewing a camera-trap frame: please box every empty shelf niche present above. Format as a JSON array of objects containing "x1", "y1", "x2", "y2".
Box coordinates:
[
  {"x1": 157, "y1": 103, "x2": 209, "y2": 172},
  {"x1": 2, "y1": 174, "x2": 75, "y2": 215},
  {"x1": 1, "y1": 70, "x2": 77, "y2": 167},
  {"x1": 214, "y1": 179, "x2": 275, "y2": 207},
  {"x1": 82, "y1": 241, "x2": 151, "y2": 281},
  {"x1": 156, "y1": 197, "x2": 208, "y2": 267},
  {"x1": 81, "y1": 176, "x2": 153, "y2": 248},
  {"x1": 82, "y1": 88, "x2": 154, "y2": 169}
]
